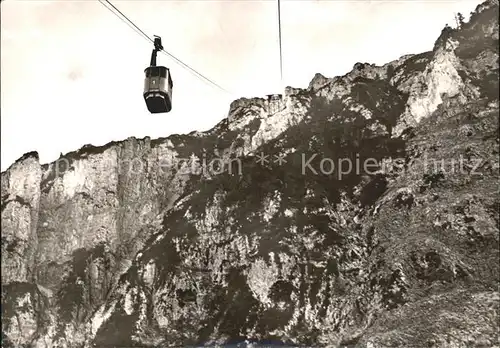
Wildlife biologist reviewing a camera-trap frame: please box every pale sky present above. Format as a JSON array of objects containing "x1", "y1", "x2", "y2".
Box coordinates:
[{"x1": 1, "y1": 0, "x2": 481, "y2": 171}]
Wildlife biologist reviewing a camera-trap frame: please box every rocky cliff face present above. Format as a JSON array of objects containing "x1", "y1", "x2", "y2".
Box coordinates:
[{"x1": 2, "y1": 1, "x2": 499, "y2": 347}]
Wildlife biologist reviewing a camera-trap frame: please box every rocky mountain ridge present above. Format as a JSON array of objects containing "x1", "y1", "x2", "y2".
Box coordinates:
[{"x1": 2, "y1": 1, "x2": 499, "y2": 347}]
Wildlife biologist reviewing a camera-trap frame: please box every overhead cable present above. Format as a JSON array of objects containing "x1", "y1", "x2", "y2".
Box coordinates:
[{"x1": 99, "y1": 0, "x2": 232, "y2": 95}]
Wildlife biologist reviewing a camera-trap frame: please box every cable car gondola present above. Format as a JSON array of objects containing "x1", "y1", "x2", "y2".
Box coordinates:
[{"x1": 143, "y1": 36, "x2": 173, "y2": 113}]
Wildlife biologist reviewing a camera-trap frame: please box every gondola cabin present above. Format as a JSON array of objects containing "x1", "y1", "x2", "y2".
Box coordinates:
[
  {"x1": 143, "y1": 36, "x2": 173, "y2": 113},
  {"x1": 144, "y1": 66, "x2": 173, "y2": 113}
]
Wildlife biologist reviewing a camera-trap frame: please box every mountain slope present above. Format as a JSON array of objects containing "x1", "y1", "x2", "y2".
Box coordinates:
[{"x1": 2, "y1": 1, "x2": 499, "y2": 347}]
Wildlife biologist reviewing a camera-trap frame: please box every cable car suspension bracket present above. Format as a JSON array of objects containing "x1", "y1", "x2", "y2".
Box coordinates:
[{"x1": 150, "y1": 35, "x2": 164, "y2": 67}]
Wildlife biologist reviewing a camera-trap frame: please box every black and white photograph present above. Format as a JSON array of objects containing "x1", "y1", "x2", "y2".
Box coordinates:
[{"x1": 1, "y1": 0, "x2": 499, "y2": 347}]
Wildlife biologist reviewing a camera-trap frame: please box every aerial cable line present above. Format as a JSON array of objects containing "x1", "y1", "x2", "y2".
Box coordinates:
[
  {"x1": 99, "y1": 0, "x2": 230, "y2": 95},
  {"x1": 98, "y1": 0, "x2": 232, "y2": 96},
  {"x1": 98, "y1": 0, "x2": 149, "y2": 43},
  {"x1": 277, "y1": 0, "x2": 283, "y2": 85},
  {"x1": 101, "y1": 0, "x2": 230, "y2": 95}
]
